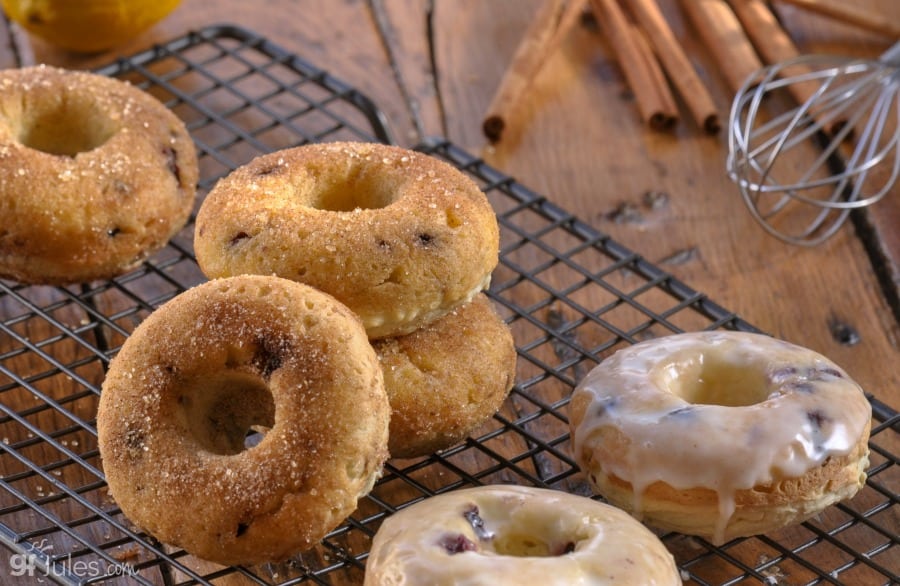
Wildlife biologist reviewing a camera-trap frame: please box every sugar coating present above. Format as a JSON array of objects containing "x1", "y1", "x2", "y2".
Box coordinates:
[
  {"x1": 569, "y1": 331, "x2": 872, "y2": 544},
  {"x1": 374, "y1": 293, "x2": 517, "y2": 459},
  {"x1": 193, "y1": 142, "x2": 499, "y2": 339},
  {"x1": 0, "y1": 65, "x2": 198, "y2": 284},
  {"x1": 97, "y1": 275, "x2": 390, "y2": 566},
  {"x1": 364, "y1": 484, "x2": 682, "y2": 585}
]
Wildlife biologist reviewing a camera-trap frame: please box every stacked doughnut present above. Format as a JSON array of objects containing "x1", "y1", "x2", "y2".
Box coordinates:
[
  {"x1": 194, "y1": 141, "x2": 517, "y2": 458},
  {"x1": 98, "y1": 141, "x2": 517, "y2": 568}
]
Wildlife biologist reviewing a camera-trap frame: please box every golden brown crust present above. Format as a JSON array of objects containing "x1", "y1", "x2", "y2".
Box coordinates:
[
  {"x1": 577, "y1": 407, "x2": 871, "y2": 543},
  {"x1": 193, "y1": 142, "x2": 499, "y2": 339},
  {"x1": 373, "y1": 294, "x2": 517, "y2": 459},
  {"x1": 570, "y1": 331, "x2": 873, "y2": 544},
  {"x1": 97, "y1": 275, "x2": 390, "y2": 566},
  {"x1": 0, "y1": 65, "x2": 198, "y2": 284}
]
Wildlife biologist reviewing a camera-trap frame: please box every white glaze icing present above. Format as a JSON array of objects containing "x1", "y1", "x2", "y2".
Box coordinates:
[
  {"x1": 364, "y1": 485, "x2": 681, "y2": 586},
  {"x1": 570, "y1": 331, "x2": 872, "y2": 544}
]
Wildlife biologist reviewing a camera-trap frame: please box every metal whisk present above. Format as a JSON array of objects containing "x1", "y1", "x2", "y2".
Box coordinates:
[{"x1": 727, "y1": 41, "x2": 900, "y2": 246}]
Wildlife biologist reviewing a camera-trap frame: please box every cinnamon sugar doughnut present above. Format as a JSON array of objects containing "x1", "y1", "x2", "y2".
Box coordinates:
[
  {"x1": 569, "y1": 331, "x2": 872, "y2": 544},
  {"x1": 194, "y1": 142, "x2": 499, "y2": 339},
  {"x1": 97, "y1": 275, "x2": 390, "y2": 566},
  {"x1": 0, "y1": 65, "x2": 197, "y2": 284},
  {"x1": 364, "y1": 485, "x2": 682, "y2": 585},
  {"x1": 373, "y1": 294, "x2": 517, "y2": 459}
]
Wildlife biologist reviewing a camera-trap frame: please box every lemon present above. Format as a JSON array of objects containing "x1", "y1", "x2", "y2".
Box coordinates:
[{"x1": 1, "y1": 0, "x2": 181, "y2": 53}]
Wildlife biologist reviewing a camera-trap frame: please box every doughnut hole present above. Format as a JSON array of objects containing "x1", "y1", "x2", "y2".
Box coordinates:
[
  {"x1": 19, "y1": 94, "x2": 119, "y2": 156},
  {"x1": 487, "y1": 509, "x2": 588, "y2": 557},
  {"x1": 177, "y1": 371, "x2": 275, "y2": 455},
  {"x1": 492, "y1": 533, "x2": 556, "y2": 557},
  {"x1": 657, "y1": 353, "x2": 771, "y2": 407},
  {"x1": 308, "y1": 167, "x2": 401, "y2": 211}
]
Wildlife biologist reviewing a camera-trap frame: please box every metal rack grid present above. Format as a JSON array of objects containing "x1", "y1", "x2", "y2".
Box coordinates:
[{"x1": 0, "y1": 25, "x2": 896, "y2": 585}]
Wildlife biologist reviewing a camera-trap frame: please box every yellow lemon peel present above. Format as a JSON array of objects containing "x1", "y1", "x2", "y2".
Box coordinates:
[{"x1": 2, "y1": 0, "x2": 181, "y2": 53}]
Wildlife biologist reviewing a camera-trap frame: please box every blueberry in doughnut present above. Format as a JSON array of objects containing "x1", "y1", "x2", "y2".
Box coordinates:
[
  {"x1": 0, "y1": 65, "x2": 197, "y2": 284},
  {"x1": 97, "y1": 275, "x2": 390, "y2": 566},
  {"x1": 193, "y1": 141, "x2": 499, "y2": 339},
  {"x1": 569, "y1": 331, "x2": 872, "y2": 544}
]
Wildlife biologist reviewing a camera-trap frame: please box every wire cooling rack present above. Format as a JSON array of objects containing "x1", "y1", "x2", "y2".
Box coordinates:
[{"x1": 0, "y1": 25, "x2": 897, "y2": 586}]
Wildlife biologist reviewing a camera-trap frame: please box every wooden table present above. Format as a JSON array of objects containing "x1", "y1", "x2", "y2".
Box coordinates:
[
  {"x1": 0, "y1": 1, "x2": 897, "y2": 585},
  {"x1": 11, "y1": 0, "x2": 893, "y2": 403}
]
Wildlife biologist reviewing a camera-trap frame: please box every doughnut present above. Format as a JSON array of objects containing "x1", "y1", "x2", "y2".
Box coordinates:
[
  {"x1": 373, "y1": 293, "x2": 517, "y2": 459},
  {"x1": 193, "y1": 141, "x2": 499, "y2": 339},
  {"x1": 0, "y1": 65, "x2": 198, "y2": 284},
  {"x1": 364, "y1": 484, "x2": 682, "y2": 585},
  {"x1": 97, "y1": 275, "x2": 390, "y2": 566},
  {"x1": 569, "y1": 330, "x2": 872, "y2": 544}
]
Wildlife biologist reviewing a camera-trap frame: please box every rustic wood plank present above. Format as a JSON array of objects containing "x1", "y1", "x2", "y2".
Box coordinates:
[
  {"x1": 771, "y1": 0, "x2": 900, "y2": 329},
  {"x1": 369, "y1": 0, "x2": 446, "y2": 143},
  {"x1": 431, "y1": 0, "x2": 899, "y2": 408},
  {"x1": 0, "y1": 0, "x2": 897, "y2": 582}
]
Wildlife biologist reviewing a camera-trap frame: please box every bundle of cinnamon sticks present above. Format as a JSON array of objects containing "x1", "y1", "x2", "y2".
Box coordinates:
[{"x1": 482, "y1": 0, "x2": 896, "y2": 143}]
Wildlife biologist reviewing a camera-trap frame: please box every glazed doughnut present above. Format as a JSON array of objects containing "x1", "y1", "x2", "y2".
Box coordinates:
[
  {"x1": 97, "y1": 275, "x2": 390, "y2": 566},
  {"x1": 373, "y1": 293, "x2": 517, "y2": 459},
  {"x1": 194, "y1": 141, "x2": 499, "y2": 339},
  {"x1": 569, "y1": 331, "x2": 872, "y2": 544},
  {"x1": 364, "y1": 484, "x2": 682, "y2": 586},
  {"x1": 0, "y1": 65, "x2": 198, "y2": 284}
]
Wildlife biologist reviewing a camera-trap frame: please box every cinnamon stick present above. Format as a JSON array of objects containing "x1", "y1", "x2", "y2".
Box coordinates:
[
  {"x1": 679, "y1": 0, "x2": 764, "y2": 95},
  {"x1": 627, "y1": 0, "x2": 720, "y2": 133},
  {"x1": 729, "y1": 0, "x2": 853, "y2": 138},
  {"x1": 727, "y1": 0, "x2": 817, "y2": 108},
  {"x1": 630, "y1": 24, "x2": 680, "y2": 130},
  {"x1": 727, "y1": 0, "x2": 799, "y2": 65},
  {"x1": 590, "y1": 0, "x2": 678, "y2": 130},
  {"x1": 482, "y1": 0, "x2": 587, "y2": 142},
  {"x1": 774, "y1": 0, "x2": 900, "y2": 39}
]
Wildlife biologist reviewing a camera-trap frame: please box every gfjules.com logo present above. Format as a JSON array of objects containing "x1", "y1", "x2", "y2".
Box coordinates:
[{"x1": 7, "y1": 539, "x2": 138, "y2": 582}]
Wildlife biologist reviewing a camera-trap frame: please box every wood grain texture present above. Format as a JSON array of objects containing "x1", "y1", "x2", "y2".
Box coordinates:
[
  {"x1": 428, "y1": 0, "x2": 899, "y2": 403},
  {"x1": 0, "y1": 0, "x2": 897, "y2": 582}
]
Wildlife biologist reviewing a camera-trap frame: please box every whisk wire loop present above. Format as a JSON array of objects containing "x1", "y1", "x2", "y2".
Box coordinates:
[{"x1": 727, "y1": 41, "x2": 900, "y2": 246}]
